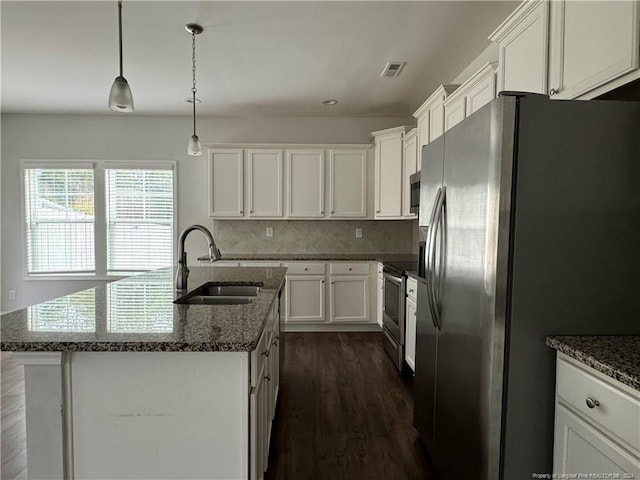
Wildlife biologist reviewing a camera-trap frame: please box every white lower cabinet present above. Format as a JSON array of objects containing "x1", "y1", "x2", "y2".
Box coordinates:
[
  {"x1": 250, "y1": 301, "x2": 280, "y2": 480},
  {"x1": 285, "y1": 272, "x2": 326, "y2": 323},
  {"x1": 329, "y1": 276, "x2": 369, "y2": 323},
  {"x1": 404, "y1": 276, "x2": 418, "y2": 371},
  {"x1": 284, "y1": 261, "x2": 378, "y2": 330},
  {"x1": 376, "y1": 263, "x2": 384, "y2": 328},
  {"x1": 553, "y1": 354, "x2": 640, "y2": 478}
]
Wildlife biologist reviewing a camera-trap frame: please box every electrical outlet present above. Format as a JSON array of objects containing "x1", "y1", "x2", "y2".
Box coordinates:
[
  {"x1": 9, "y1": 289, "x2": 16, "y2": 301},
  {"x1": 355, "y1": 228, "x2": 363, "y2": 238},
  {"x1": 266, "y1": 227, "x2": 273, "y2": 238}
]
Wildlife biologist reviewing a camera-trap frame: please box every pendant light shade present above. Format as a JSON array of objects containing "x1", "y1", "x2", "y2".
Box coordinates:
[
  {"x1": 188, "y1": 134, "x2": 202, "y2": 156},
  {"x1": 109, "y1": 76, "x2": 134, "y2": 112},
  {"x1": 109, "y1": 1, "x2": 133, "y2": 112},
  {"x1": 186, "y1": 23, "x2": 203, "y2": 156}
]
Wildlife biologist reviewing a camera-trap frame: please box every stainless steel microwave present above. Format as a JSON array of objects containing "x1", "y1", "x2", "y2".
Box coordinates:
[{"x1": 409, "y1": 171, "x2": 420, "y2": 214}]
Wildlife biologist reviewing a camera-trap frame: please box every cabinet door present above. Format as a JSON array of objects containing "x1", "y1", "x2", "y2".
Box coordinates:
[
  {"x1": 248, "y1": 149, "x2": 283, "y2": 217},
  {"x1": 428, "y1": 100, "x2": 446, "y2": 142},
  {"x1": 375, "y1": 133, "x2": 403, "y2": 218},
  {"x1": 402, "y1": 132, "x2": 418, "y2": 218},
  {"x1": 416, "y1": 112, "x2": 429, "y2": 151},
  {"x1": 376, "y1": 264, "x2": 384, "y2": 327},
  {"x1": 405, "y1": 297, "x2": 417, "y2": 371},
  {"x1": 444, "y1": 96, "x2": 466, "y2": 131},
  {"x1": 209, "y1": 149, "x2": 244, "y2": 217},
  {"x1": 329, "y1": 149, "x2": 367, "y2": 218},
  {"x1": 548, "y1": 0, "x2": 640, "y2": 99},
  {"x1": 285, "y1": 275, "x2": 326, "y2": 323},
  {"x1": 553, "y1": 403, "x2": 640, "y2": 477},
  {"x1": 287, "y1": 149, "x2": 325, "y2": 218},
  {"x1": 330, "y1": 276, "x2": 369, "y2": 323},
  {"x1": 493, "y1": 0, "x2": 549, "y2": 95},
  {"x1": 465, "y1": 72, "x2": 497, "y2": 117}
]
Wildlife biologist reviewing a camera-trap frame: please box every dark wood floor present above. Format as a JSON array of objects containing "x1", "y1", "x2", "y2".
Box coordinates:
[
  {"x1": 0, "y1": 333, "x2": 435, "y2": 480},
  {"x1": 1, "y1": 352, "x2": 27, "y2": 480},
  {"x1": 265, "y1": 332, "x2": 435, "y2": 480}
]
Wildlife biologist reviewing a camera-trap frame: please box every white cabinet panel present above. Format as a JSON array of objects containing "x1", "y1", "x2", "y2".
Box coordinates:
[
  {"x1": 372, "y1": 127, "x2": 410, "y2": 219},
  {"x1": 405, "y1": 297, "x2": 416, "y2": 371},
  {"x1": 444, "y1": 96, "x2": 466, "y2": 130},
  {"x1": 402, "y1": 129, "x2": 418, "y2": 218},
  {"x1": 465, "y1": 72, "x2": 497, "y2": 116},
  {"x1": 209, "y1": 149, "x2": 244, "y2": 217},
  {"x1": 287, "y1": 149, "x2": 325, "y2": 218},
  {"x1": 329, "y1": 149, "x2": 367, "y2": 218},
  {"x1": 490, "y1": 0, "x2": 549, "y2": 95},
  {"x1": 554, "y1": 404, "x2": 640, "y2": 478},
  {"x1": 285, "y1": 276, "x2": 325, "y2": 323},
  {"x1": 248, "y1": 149, "x2": 283, "y2": 217},
  {"x1": 414, "y1": 85, "x2": 458, "y2": 146},
  {"x1": 428, "y1": 100, "x2": 447, "y2": 142},
  {"x1": 330, "y1": 277, "x2": 369, "y2": 323},
  {"x1": 548, "y1": 0, "x2": 640, "y2": 99}
]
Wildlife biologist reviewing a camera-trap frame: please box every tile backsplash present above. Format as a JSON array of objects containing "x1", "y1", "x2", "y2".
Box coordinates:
[{"x1": 214, "y1": 220, "x2": 416, "y2": 254}]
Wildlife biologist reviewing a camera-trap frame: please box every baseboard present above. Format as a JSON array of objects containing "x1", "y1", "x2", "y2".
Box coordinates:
[{"x1": 282, "y1": 323, "x2": 382, "y2": 332}]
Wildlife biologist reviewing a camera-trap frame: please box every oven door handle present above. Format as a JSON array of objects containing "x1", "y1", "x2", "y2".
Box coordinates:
[{"x1": 382, "y1": 271, "x2": 403, "y2": 286}]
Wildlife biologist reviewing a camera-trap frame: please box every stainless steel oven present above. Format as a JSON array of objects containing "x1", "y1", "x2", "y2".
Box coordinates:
[{"x1": 382, "y1": 265, "x2": 406, "y2": 371}]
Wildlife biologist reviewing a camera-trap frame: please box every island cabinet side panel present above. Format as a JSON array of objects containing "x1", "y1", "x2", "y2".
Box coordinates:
[{"x1": 70, "y1": 351, "x2": 250, "y2": 480}]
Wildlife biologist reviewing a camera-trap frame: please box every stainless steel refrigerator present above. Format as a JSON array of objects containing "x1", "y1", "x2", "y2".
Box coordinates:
[{"x1": 413, "y1": 92, "x2": 640, "y2": 480}]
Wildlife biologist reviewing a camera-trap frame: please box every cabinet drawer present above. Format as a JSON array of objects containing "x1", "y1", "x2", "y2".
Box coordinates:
[
  {"x1": 251, "y1": 304, "x2": 277, "y2": 388},
  {"x1": 241, "y1": 262, "x2": 282, "y2": 267},
  {"x1": 284, "y1": 262, "x2": 326, "y2": 275},
  {"x1": 329, "y1": 262, "x2": 370, "y2": 275},
  {"x1": 406, "y1": 276, "x2": 418, "y2": 302},
  {"x1": 557, "y1": 357, "x2": 640, "y2": 452}
]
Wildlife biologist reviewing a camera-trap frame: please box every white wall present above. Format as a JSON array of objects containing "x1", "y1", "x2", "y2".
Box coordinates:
[
  {"x1": 451, "y1": 43, "x2": 498, "y2": 85},
  {"x1": 1, "y1": 113, "x2": 412, "y2": 311}
]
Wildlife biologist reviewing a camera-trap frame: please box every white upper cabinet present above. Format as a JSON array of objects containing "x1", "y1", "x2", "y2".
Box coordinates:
[
  {"x1": 328, "y1": 149, "x2": 367, "y2": 218},
  {"x1": 372, "y1": 126, "x2": 412, "y2": 219},
  {"x1": 548, "y1": 0, "x2": 640, "y2": 99},
  {"x1": 287, "y1": 149, "x2": 325, "y2": 218},
  {"x1": 402, "y1": 128, "x2": 418, "y2": 218},
  {"x1": 248, "y1": 149, "x2": 283, "y2": 218},
  {"x1": 413, "y1": 85, "x2": 459, "y2": 148},
  {"x1": 444, "y1": 63, "x2": 497, "y2": 131},
  {"x1": 209, "y1": 149, "x2": 244, "y2": 217},
  {"x1": 490, "y1": 0, "x2": 549, "y2": 95}
]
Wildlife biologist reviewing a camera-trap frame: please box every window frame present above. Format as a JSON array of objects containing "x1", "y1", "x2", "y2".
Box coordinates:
[{"x1": 21, "y1": 159, "x2": 178, "y2": 281}]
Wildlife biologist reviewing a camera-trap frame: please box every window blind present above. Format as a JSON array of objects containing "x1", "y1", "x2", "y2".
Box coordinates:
[
  {"x1": 27, "y1": 289, "x2": 96, "y2": 332},
  {"x1": 24, "y1": 168, "x2": 95, "y2": 274},
  {"x1": 105, "y1": 168, "x2": 174, "y2": 274}
]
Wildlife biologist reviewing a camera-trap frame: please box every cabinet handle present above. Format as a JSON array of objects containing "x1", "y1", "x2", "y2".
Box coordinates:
[
  {"x1": 409, "y1": 288, "x2": 414, "y2": 293},
  {"x1": 348, "y1": 267, "x2": 352, "y2": 271},
  {"x1": 331, "y1": 211, "x2": 335, "y2": 214},
  {"x1": 304, "y1": 267, "x2": 309, "y2": 271},
  {"x1": 585, "y1": 397, "x2": 600, "y2": 409},
  {"x1": 549, "y1": 88, "x2": 558, "y2": 96},
  {"x1": 261, "y1": 349, "x2": 270, "y2": 357},
  {"x1": 240, "y1": 210, "x2": 243, "y2": 214},
  {"x1": 377, "y1": 210, "x2": 381, "y2": 213},
  {"x1": 331, "y1": 282, "x2": 334, "y2": 285},
  {"x1": 264, "y1": 374, "x2": 271, "y2": 382},
  {"x1": 250, "y1": 210, "x2": 254, "y2": 213},
  {"x1": 413, "y1": 311, "x2": 417, "y2": 316}
]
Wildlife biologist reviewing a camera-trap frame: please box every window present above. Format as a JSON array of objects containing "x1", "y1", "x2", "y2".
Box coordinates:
[
  {"x1": 24, "y1": 167, "x2": 95, "y2": 274},
  {"x1": 106, "y1": 169, "x2": 174, "y2": 274},
  {"x1": 23, "y1": 161, "x2": 175, "y2": 277}
]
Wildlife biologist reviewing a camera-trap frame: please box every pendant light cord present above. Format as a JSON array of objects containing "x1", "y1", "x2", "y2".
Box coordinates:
[
  {"x1": 118, "y1": 0, "x2": 123, "y2": 77},
  {"x1": 191, "y1": 30, "x2": 197, "y2": 136}
]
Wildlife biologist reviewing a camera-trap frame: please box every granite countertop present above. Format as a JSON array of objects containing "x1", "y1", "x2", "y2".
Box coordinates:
[
  {"x1": 0, "y1": 266, "x2": 286, "y2": 353},
  {"x1": 203, "y1": 253, "x2": 417, "y2": 263},
  {"x1": 546, "y1": 335, "x2": 640, "y2": 391}
]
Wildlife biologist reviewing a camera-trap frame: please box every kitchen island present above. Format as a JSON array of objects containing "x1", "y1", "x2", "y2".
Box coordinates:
[{"x1": 0, "y1": 266, "x2": 286, "y2": 480}]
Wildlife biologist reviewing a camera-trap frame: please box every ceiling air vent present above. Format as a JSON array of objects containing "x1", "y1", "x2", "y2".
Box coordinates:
[{"x1": 380, "y1": 62, "x2": 406, "y2": 78}]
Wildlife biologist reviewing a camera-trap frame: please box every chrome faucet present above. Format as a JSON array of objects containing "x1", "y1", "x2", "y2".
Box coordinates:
[{"x1": 175, "y1": 224, "x2": 222, "y2": 291}]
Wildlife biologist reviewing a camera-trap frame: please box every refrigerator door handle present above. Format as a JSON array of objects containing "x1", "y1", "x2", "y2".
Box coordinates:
[
  {"x1": 429, "y1": 186, "x2": 446, "y2": 330},
  {"x1": 426, "y1": 187, "x2": 442, "y2": 329}
]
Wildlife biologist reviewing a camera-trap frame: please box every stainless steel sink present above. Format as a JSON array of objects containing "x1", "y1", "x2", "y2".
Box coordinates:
[{"x1": 174, "y1": 282, "x2": 261, "y2": 305}]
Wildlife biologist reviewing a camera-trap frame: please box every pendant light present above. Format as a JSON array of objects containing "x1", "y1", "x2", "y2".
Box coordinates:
[
  {"x1": 108, "y1": 0, "x2": 134, "y2": 112},
  {"x1": 186, "y1": 23, "x2": 203, "y2": 156}
]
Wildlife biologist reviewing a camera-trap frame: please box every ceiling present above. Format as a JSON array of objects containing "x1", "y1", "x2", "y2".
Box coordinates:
[{"x1": 1, "y1": 1, "x2": 518, "y2": 117}]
